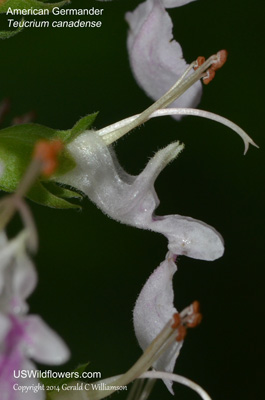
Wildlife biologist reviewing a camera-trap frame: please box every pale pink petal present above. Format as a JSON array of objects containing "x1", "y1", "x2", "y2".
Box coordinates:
[
  {"x1": 60, "y1": 133, "x2": 223, "y2": 261},
  {"x1": 24, "y1": 315, "x2": 70, "y2": 365},
  {"x1": 163, "y1": 0, "x2": 196, "y2": 8},
  {"x1": 126, "y1": 0, "x2": 202, "y2": 117},
  {"x1": 133, "y1": 253, "x2": 180, "y2": 393},
  {"x1": 0, "y1": 232, "x2": 37, "y2": 314},
  {"x1": 0, "y1": 357, "x2": 45, "y2": 400},
  {"x1": 16, "y1": 360, "x2": 45, "y2": 400},
  {"x1": 0, "y1": 312, "x2": 10, "y2": 341},
  {"x1": 12, "y1": 252, "x2": 37, "y2": 314}
]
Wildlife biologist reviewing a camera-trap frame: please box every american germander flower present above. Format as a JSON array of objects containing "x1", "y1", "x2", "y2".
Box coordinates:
[
  {"x1": 55, "y1": 51, "x2": 256, "y2": 263},
  {"x1": 133, "y1": 251, "x2": 205, "y2": 395},
  {"x1": 52, "y1": 286, "x2": 207, "y2": 400}
]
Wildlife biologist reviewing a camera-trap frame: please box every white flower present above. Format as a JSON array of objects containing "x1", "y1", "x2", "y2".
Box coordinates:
[
  {"x1": 0, "y1": 189, "x2": 70, "y2": 399},
  {"x1": 58, "y1": 133, "x2": 223, "y2": 261},
  {"x1": 56, "y1": 49, "x2": 257, "y2": 262},
  {"x1": 0, "y1": 230, "x2": 37, "y2": 315},
  {"x1": 162, "y1": 0, "x2": 197, "y2": 7},
  {"x1": 0, "y1": 312, "x2": 70, "y2": 400},
  {"x1": 133, "y1": 252, "x2": 180, "y2": 393},
  {"x1": 0, "y1": 229, "x2": 70, "y2": 400},
  {"x1": 133, "y1": 252, "x2": 203, "y2": 394},
  {"x1": 126, "y1": 0, "x2": 202, "y2": 118}
]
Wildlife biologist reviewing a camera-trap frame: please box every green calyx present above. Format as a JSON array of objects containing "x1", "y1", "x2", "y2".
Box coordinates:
[{"x1": 0, "y1": 113, "x2": 97, "y2": 209}]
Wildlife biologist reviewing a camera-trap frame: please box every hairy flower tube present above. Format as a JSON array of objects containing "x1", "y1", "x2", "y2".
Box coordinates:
[{"x1": 55, "y1": 51, "x2": 256, "y2": 264}]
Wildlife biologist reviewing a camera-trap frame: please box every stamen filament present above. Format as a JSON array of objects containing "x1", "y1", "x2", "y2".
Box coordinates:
[
  {"x1": 86, "y1": 320, "x2": 174, "y2": 400},
  {"x1": 88, "y1": 303, "x2": 201, "y2": 400},
  {"x1": 136, "y1": 378, "x2": 156, "y2": 400},
  {"x1": 97, "y1": 53, "x2": 221, "y2": 144}
]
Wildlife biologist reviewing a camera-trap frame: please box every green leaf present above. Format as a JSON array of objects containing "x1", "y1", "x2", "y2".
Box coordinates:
[{"x1": 0, "y1": 0, "x2": 70, "y2": 13}]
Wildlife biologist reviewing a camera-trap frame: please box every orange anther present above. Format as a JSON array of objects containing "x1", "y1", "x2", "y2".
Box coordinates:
[
  {"x1": 187, "y1": 313, "x2": 203, "y2": 328},
  {"x1": 203, "y1": 68, "x2": 216, "y2": 85},
  {"x1": 172, "y1": 313, "x2": 181, "y2": 329},
  {"x1": 194, "y1": 56, "x2": 206, "y2": 70},
  {"x1": 33, "y1": 140, "x2": 63, "y2": 177},
  {"x1": 211, "y1": 49, "x2": 228, "y2": 71},
  {"x1": 176, "y1": 325, "x2": 187, "y2": 342},
  {"x1": 192, "y1": 301, "x2": 200, "y2": 314}
]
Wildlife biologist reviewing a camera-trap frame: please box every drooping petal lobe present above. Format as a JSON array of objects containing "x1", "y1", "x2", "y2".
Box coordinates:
[
  {"x1": 59, "y1": 131, "x2": 224, "y2": 261},
  {"x1": 24, "y1": 315, "x2": 70, "y2": 365},
  {"x1": 126, "y1": 0, "x2": 202, "y2": 117},
  {"x1": 0, "y1": 314, "x2": 70, "y2": 399},
  {"x1": 133, "y1": 253, "x2": 180, "y2": 393},
  {"x1": 0, "y1": 231, "x2": 37, "y2": 314}
]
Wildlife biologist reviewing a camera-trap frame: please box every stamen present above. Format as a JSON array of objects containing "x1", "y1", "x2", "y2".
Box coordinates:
[
  {"x1": 194, "y1": 56, "x2": 206, "y2": 70},
  {"x1": 176, "y1": 325, "x2": 187, "y2": 342},
  {"x1": 97, "y1": 51, "x2": 228, "y2": 145},
  {"x1": 171, "y1": 313, "x2": 181, "y2": 329},
  {"x1": 195, "y1": 50, "x2": 227, "y2": 85},
  {"x1": 203, "y1": 68, "x2": 216, "y2": 85},
  {"x1": 87, "y1": 302, "x2": 202, "y2": 400},
  {"x1": 173, "y1": 301, "x2": 202, "y2": 341},
  {"x1": 192, "y1": 300, "x2": 200, "y2": 313},
  {"x1": 211, "y1": 50, "x2": 228, "y2": 71}
]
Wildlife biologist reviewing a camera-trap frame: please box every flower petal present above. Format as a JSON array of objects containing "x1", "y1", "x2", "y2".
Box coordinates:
[
  {"x1": 126, "y1": 0, "x2": 202, "y2": 118},
  {"x1": 0, "y1": 312, "x2": 10, "y2": 342},
  {"x1": 59, "y1": 132, "x2": 224, "y2": 261},
  {"x1": 12, "y1": 251, "x2": 37, "y2": 314},
  {"x1": 133, "y1": 253, "x2": 180, "y2": 393},
  {"x1": 162, "y1": 0, "x2": 196, "y2": 8},
  {"x1": 16, "y1": 360, "x2": 45, "y2": 400},
  {"x1": 24, "y1": 315, "x2": 70, "y2": 365},
  {"x1": 1, "y1": 358, "x2": 45, "y2": 400},
  {"x1": 0, "y1": 231, "x2": 37, "y2": 314}
]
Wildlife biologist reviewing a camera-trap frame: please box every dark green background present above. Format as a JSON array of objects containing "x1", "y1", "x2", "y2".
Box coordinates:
[{"x1": 0, "y1": 0, "x2": 264, "y2": 399}]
